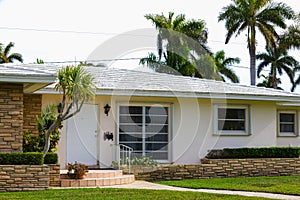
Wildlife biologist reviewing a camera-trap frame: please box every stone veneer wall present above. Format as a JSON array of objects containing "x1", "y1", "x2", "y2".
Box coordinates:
[
  {"x1": 23, "y1": 94, "x2": 42, "y2": 136},
  {"x1": 0, "y1": 83, "x2": 23, "y2": 152},
  {"x1": 0, "y1": 165, "x2": 49, "y2": 191},
  {"x1": 49, "y1": 164, "x2": 60, "y2": 187},
  {"x1": 135, "y1": 158, "x2": 300, "y2": 181}
]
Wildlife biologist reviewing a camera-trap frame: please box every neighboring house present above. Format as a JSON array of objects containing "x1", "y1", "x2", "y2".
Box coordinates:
[
  {"x1": 0, "y1": 64, "x2": 56, "y2": 153},
  {"x1": 36, "y1": 66, "x2": 300, "y2": 168},
  {"x1": 0, "y1": 64, "x2": 298, "y2": 169}
]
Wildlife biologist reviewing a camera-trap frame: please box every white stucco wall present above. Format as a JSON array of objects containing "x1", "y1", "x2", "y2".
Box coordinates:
[
  {"x1": 41, "y1": 94, "x2": 300, "y2": 168},
  {"x1": 276, "y1": 106, "x2": 300, "y2": 147},
  {"x1": 170, "y1": 99, "x2": 278, "y2": 164}
]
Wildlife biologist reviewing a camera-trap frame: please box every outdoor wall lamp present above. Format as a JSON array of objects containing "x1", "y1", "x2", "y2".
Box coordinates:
[
  {"x1": 104, "y1": 131, "x2": 113, "y2": 141},
  {"x1": 104, "y1": 104, "x2": 111, "y2": 116}
]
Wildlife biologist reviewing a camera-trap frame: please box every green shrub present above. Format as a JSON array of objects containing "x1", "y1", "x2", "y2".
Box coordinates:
[
  {"x1": 44, "y1": 153, "x2": 58, "y2": 164},
  {"x1": 23, "y1": 131, "x2": 41, "y2": 152},
  {"x1": 206, "y1": 147, "x2": 300, "y2": 159},
  {"x1": 0, "y1": 152, "x2": 44, "y2": 165},
  {"x1": 23, "y1": 104, "x2": 61, "y2": 153},
  {"x1": 111, "y1": 156, "x2": 159, "y2": 169}
]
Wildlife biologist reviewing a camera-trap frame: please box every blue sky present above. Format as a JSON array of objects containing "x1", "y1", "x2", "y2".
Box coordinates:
[{"x1": 0, "y1": 0, "x2": 299, "y2": 90}]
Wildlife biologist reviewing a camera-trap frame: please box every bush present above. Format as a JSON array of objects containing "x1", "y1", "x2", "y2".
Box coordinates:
[
  {"x1": 23, "y1": 104, "x2": 61, "y2": 153},
  {"x1": 44, "y1": 153, "x2": 58, "y2": 164},
  {"x1": 0, "y1": 152, "x2": 44, "y2": 165},
  {"x1": 206, "y1": 147, "x2": 300, "y2": 159},
  {"x1": 111, "y1": 156, "x2": 160, "y2": 169}
]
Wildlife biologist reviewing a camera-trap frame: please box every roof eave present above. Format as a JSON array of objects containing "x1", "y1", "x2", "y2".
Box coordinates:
[
  {"x1": 0, "y1": 75, "x2": 57, "y2": 93},
  {"x1": 36, "y1": 87, "x2": 300, "y2": 103}
]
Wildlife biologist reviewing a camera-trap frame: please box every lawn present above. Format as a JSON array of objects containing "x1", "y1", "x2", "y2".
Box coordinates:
[
  {"x1": 0, "y1": 188, "x2": 270, "y2": 200},
  {"x1": 158, "y1": 175, "x2": 300, "y2": 196}
]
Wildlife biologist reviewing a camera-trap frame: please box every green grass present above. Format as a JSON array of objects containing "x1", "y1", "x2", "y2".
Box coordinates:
[
  {"x1": 0, "y1": 188, "x2": 270, "y2": 200},
  {"x1": 158, "y1": 176, "x2": 300, "y2": 196}
]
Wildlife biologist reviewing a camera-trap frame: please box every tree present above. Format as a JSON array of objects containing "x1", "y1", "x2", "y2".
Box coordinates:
[
  {"x1": 23, "y1": 105, "x2": 61, "y2": 152},
  {"x1": 213, "y1": 50, "x2": 240, "y2": 83},
  {"x1": 279, "y1": 25, "x2": 300, "y2": 51},
  {"x1": 78, "y1": 61, "x2": 107, "y2": 67},
  {"x1": 36, "y1": 58, "x2": 44, "y2": 64},
  {"x1": 256, "y1": 46, "x2": 297, "y2": 89},
  {"x1": 218, "y1": 0, "x2": 294, "y2": 86},
  {"x1": 42, "y1": 66, "x2": 95, "y2": 156},
  {"x1": 194, "y1": 54, "x2": 222, "y2": 80},
  {"x1": 0, "y1": 42, "x2": 23, "y2": 63},
  {"x1": 140, "y1": 12, "x2": 216, "y2": 78},
  {"x1": 257, "y1": 74, "x2": 283, "y2": 90}
]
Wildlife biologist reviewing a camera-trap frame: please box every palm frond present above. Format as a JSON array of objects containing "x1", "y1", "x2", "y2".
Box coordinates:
[
  {"x1": 4, "y1": 42, "x2": 14, "y2": 56},
  {"x1": 8, "y1": 53, "x2": 23, "y2": 63}
]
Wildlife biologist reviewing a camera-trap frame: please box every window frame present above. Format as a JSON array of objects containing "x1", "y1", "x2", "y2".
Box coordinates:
[
  {"x1": 277, "y1": 110, "x2": 298, "y2": 137},
  {"x1": 117, "y1": 102, "x2": 172, "y2": 163},
  {"x1": 213, "y1": 104, "x2": 251, "y2": 136}
]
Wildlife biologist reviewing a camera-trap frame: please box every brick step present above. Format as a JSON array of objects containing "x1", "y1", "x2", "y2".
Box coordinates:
[
  {"x1": 60, "y1": 175, "x2": 135, "y2": 187},
  {"x1": 60, "y1": 170, "x2": 124, "y2": 179}
]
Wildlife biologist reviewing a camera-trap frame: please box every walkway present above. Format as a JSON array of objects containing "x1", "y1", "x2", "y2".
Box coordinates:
[{"x1": 100, "y1": 181, "x2": 300, "y2": 200}]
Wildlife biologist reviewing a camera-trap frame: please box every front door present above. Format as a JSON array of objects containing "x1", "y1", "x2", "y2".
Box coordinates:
[{"x1": 66, "y1": 104, "x2": 98, "y2": 165}]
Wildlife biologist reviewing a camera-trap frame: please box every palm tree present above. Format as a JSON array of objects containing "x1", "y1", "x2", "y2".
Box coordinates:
[
  {"x1": 141, "y1": 12, "x2": 214, "y2": 78},
  {"x1": 218, "y1": 0, "x2": 294, "y2": 86},
  {"x1": 43, "y1": 66, "x2": 95, "y2": 156},
  {"x1": 256, "y1": 46, "x2": 297, "y2": 90},
  {"x1": 0, "y1": 42, "x2": 23, "y2": 63},
  {"x1": 78, "y1": 61, "x2": 107, "y2": 67},
  {"x1": 257, "y1": 74, "x2": 283, "y2": 90},
  {"x1": 213, "y1": 50, "x2": 240, "y2": 83},
  {"x1": 36, "y1": 58, "x2": 44, "y2": 64},
  {"x1": 279, "y1": 25, "x2": 300, "y2": 51}
]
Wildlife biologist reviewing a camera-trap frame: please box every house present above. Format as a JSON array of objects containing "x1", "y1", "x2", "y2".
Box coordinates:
[
  {"x1": 0, "y1": 64, "x2": 56, "y2": 153},
  {"x1": 34, "y1": 65, "x2": 300, "y2": 169},
  {"x1": 1, "y1": 64, "x2": 299, "y2": 169}
]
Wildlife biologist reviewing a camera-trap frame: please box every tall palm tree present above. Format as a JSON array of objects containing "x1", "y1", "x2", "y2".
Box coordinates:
[
  {"x1": 141, "y1": 12, "x2": 215, "y2": 78},
  {"x1": 145, "y1": 12, "x2": 209, "y2": 58},
  {"x1": 0, "y1": 42, "x2": 23, "y2": 63},
  {"x1": 256, "y1": 46, "x2": 297, "y2": 90},
  {"x1": 218, "y1": 0, "x2": 294, "y2": 86},
  {"x1": 213, "y1": 50, "x2": 240, "y2": 83}
]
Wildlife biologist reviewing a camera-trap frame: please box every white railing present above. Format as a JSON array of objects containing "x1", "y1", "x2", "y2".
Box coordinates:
[{"x1": 115, "y1": 144, "x2": 133, "y2": 174}]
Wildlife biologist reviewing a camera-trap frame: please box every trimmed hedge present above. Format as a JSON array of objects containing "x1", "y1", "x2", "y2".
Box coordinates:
[
  {"x1": 0, "y1": 152, "x2": 44, "y2": 165},
  {"x1": 206, "y1": 147, "x2": 300, "y2": 159},
  {"x1": 44, "y1": 153, "x2": 58, "y2": 164}
]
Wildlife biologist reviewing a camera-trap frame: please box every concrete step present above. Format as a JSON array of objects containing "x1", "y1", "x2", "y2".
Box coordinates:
[
  {"x1": 60, "y1": 170, "x2": 135, "y2": 187},
  {"x1": 60, "y1": 175, "x2": 135, "y2": 187},
  {"x1": 60, "y1": 170, "x2": 123, "y2": 179}
]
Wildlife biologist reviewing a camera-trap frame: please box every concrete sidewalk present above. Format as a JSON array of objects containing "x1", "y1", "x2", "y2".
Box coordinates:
[{"x1": 100, "y1": 181, "x2": 300, "y2": 200}]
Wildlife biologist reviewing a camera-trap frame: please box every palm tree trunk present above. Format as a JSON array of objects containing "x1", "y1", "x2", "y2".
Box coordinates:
[
  {"x1": 273, "y1": 66, "x2": 277, "y2": 89},
  {"x1": 250, "y1": 27, "x2": 256, "y2": 86}
]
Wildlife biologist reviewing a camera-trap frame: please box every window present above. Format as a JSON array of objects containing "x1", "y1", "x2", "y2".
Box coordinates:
[
  {"x1": 214, "y1": 105, "x2": 250, "y2": 135},
  {"x1": 278, "y1": 111, "x2": 298, "y2": 136},
  {"x1": 118, "y1": 104, "x2": 170, "y2": 161}
]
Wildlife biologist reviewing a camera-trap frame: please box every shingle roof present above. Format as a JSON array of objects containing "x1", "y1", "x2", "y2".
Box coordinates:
[
  {"x1": 22, "y1": 65, "x2": 298, "y2": 102},
  {"x1": 0, "y1": 64, "x2": 57, "y2": 81},
  {"x1": 81, "y1": 67, "x2": 300, "y2": 102},
  {"x1": 0, "y1": 64, "x2": 57, "y2": 93}
]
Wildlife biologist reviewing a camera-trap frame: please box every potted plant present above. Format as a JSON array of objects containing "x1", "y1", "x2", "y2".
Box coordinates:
[{"x1": 67, "y1": 161, "x2": 88, "y2": 179}]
